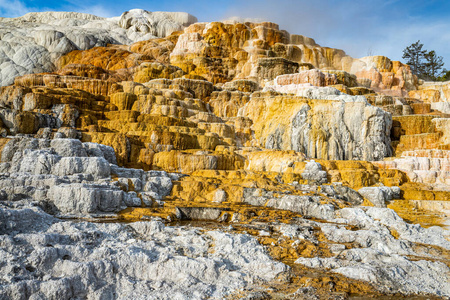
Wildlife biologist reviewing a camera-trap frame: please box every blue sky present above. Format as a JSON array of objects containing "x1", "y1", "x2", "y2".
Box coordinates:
[{"x1": 2, "y1": 0, "x2": 450, "y2": 68}]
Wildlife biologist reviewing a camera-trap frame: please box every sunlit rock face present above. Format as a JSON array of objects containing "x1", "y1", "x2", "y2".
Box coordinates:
[
  {"x1": 409, "y1": 80, "x2": 450, "y2": 115},
  {"x1": 169, "y1": 21, "x2": 416, "y2": 95},
  {"x1": 118, "y1": 9, "x2": 197, "y2": 36},
  {"x1": 0, "y1": 10, "x2": 197, "y2": 86},
  {"x1": 374, "y1": 150, "x2": 450, "y2": 185},
  {"x1": 0, "y1": 207, "x2": 289, "y2": 299},
  {"x1": 239, "y1": 91, "x2": 392, "y2": 161},
  {"x1": 0, "y1": 9, "x2": 416, "y2": 95},
  {"x1": 1, "y1": 8, "x2": 450, "y2": 300}
]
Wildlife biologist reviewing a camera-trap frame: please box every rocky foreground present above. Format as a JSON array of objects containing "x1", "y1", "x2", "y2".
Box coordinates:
[{"x1": 0, "y1": 9, "x2": 450, "y2": 300}]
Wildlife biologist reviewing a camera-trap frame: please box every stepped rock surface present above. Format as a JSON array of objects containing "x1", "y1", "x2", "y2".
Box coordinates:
[
  {"x1": 0, "y1": 207, "x2": 288, "y2": 299},
  {"x1": 0, "y1": 8, "x2": 450, "y2": 300},
  {"x1": 0, "y1": 9, "x2": 197, "y2": 86}
]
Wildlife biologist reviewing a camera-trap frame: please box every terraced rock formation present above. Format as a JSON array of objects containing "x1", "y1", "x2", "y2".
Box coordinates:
[
  {"x1": 0, "y1": 9, "x2": 450, "y2": 300},
  {"x1": 0, "y1": 9, "x2": 197, "y2": 86}
]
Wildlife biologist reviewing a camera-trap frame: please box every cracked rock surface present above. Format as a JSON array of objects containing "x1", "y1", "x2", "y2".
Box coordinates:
[
  {"x1": 0, "y1": 9, "x2": 197, "y2": 86},
  {"x1": 0, "y1": 137, "x2": 173, "y2": 216},
  {"x1": 0, "y1": 205, "x2": 287, "y2": 300}
]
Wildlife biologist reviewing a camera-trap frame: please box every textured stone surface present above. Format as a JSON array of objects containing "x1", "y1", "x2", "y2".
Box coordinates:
[
  {"x1": 0, "y1": 137, "x2": 173, "y2": 215},
  {"x1": 374, "y1": 149, "x2": 450, "y2": 185},
  {"x1": 0, "y1": 205, "x2": 288, "y2": 299},
  {"x1": 240, "y1": 92, "x2": 392, "y2": 161},
  {"x1": 409, "y1": 80, "x2": 450, "y2": 103},
  {"x1": 296, "y1": 207, "x2": 450, "y2": 297},
  {"x1": 357, "y1": 186, "x2": 397, "y2": 208},
  {"x1": 274, "y1": 69, "x2": 338, "y2": 87},
  {"x1": 118, "y1": 9, "x2": 197, "y2": 36},
  {"x1": 0, "y1": 10, "x2": 197, "y2": 86},
  {"x1": 1, "y1": 8, "x2": 450, "y2": 299},
  {"x1": 301, "y1": 160, "x2": 328, "y2": 184}
]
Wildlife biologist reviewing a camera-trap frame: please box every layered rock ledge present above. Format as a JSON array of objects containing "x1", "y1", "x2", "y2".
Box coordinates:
[{"x1": 0, "y1": 8, "x2": 450, "y2": 300}]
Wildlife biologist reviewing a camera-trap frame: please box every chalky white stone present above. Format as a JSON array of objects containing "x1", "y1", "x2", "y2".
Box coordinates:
[{"x1": 0, "y1": 10, "x2": 197, "y2": 86}]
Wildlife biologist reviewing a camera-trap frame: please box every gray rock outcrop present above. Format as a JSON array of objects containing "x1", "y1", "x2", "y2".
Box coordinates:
[
  {"x1": 294, "y1": 206, "x2": 450, "y2": 296},
  {"x1": 0, "y1": 10, "x2": 197, "y2": 86},
  {"x1": 301, "y1": 160, "x2": 328, "y2": 184},
  {"x1": 358, "y1": 186, "x2": 399, "y2": 207},
  {"x1": 0, "y1": 137, "x2": 175, "y2": 216},
  {"x1": 240, "y1": 91, "x2": 393, "y2": 161},
  {"x1": 0, "y1": 205, "x2": 288, "y2": 299}
]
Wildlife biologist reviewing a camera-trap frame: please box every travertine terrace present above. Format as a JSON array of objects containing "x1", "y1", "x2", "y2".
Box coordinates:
[{"x1": 0, "y1": 9, "x2": 449, "y2": 300}]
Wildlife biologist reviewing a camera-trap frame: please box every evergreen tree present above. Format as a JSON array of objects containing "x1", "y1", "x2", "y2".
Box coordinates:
[
  {"x1": 402, "y1": 41, "x2": 445, "y2": 81},
  {"x1": 424, "y1": 50, "x2": 444, "y2": 80},
  {"x1": 402, "y1": 40, "x2": 427, "y2": 75},
  {"x1": 438, "y1": 69, "x2": 450, "y2": 81}
]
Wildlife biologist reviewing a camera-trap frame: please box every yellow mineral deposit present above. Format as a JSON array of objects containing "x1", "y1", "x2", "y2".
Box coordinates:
[{"x1": 1, "y1": 11, "x2": 450, "y2": 300}]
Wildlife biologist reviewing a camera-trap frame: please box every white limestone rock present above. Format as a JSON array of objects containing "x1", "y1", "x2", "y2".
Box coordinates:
[
  {"x1": 55, "y1": 127, "x2": 81, "y2": 139},
  {"x1": 48, "y1": 183, "x2": 124, "y2": 214},
  {"x1": 143, "y1": 171, "x2": 173, "y2": 200},
  {"x1": 364, "y1": 207, "x2": 450, "y2": 249},
  {"x1": 358, "y1": 187, "x2": 390, "y2": 207},
  {"x1": 13, "y1": 149, "x2": 60, "y2": 175},
  {"x1": 119, "y1": 9, "x2": 197, "y2": 36},
  {"x1": 267, "y1": 195, "x2": 335, "y2": 219},
  {"x1": 431, "y1": 101, "x2": 450, "y2": 114},
  {"x1": 52, "y1": 156, "x2": 111, "y2": 180},
  {"x1": 301, "y1": 160, "x2": 327, "y2": 184},
  {"x1": 111, "y1": 164, "x2": 145, "y2": 179},
  {"x1": 83, "y1": 142, "x2": 117, "y2": 164},
  {"x1": 170, "y1": 30, "x2": 207, "y2": 58},
  {"x1": 0, "y1": 137, "x2": 174, "y2": 215},
  {"x1": 322, "y1": 183, "x2": 364, "y2": 206},
  {"x1": 264, "y1": 82, "x2": 368, "y2": 103},
  {"x1": 0, "y1": 206, "x2": 288, "y2": 299},
  {"x1": 0, "y1": 10, "x2": 197, "y2": 86},
  {"x1": 240, "y1": 92, "x2": 393, "y2": 161},
  {"x1": 298, "y1": 87, "x2": 368, "y2": 103},
  {"x1": 50, "y1": 138, "x2": 87, "y2": 157},
  {"x1": 292, "y1": 206, "x2": 450, "y2": 296},
  {"x1": 213, "y1": 189, "x2": 227, "y2": 203},
  {"x1": 242, "y1": 188, "x2": 335, "y2": 220},
  {"x1": 0, "y1": 205, "x2": 57, "y2": 233},
  {"x1": 296, "y1": 248, "x2": 450, "y2": 297},
  {"x1": 337, "y1": 207, "x2": 450, "y2": 249},
  {"x1": 123, "y1": 191, "x2": 142, "y2": 207},
  {"x1": 376, "y1": 151, "x2": 450, "y2": 186},
  {"x1": 1, "y1": 137, "x2": 50, "y2": 162}
]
